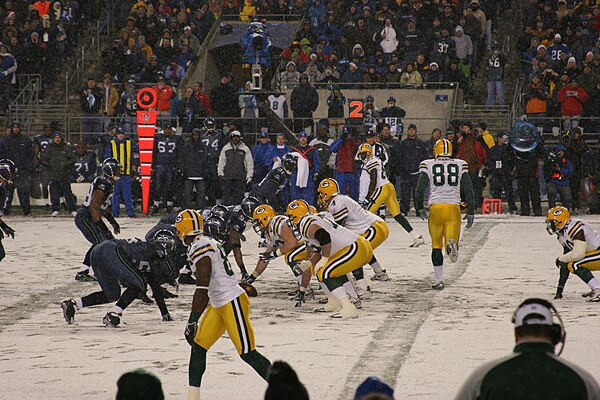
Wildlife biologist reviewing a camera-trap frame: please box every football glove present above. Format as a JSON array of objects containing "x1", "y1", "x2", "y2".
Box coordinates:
[
  {"x1": 418, "y1": 209, "x2": 429, "y2": 221},
  {"x1": 295, "y1": 291, "x2": 305, "y2": 307},
  {"x1": 184, "y1": 321, "x2": 198, "y2": 346},
  {"x1": 241, "y1": 274, "x2": 256, "y2": 284},
  {"x1": 464, "y1": 214, "x2": 474, "y2": 229},
  {"x1": 162, "y1": 313, "x2": 173, "y2": 322},
  {"x1": 259, "y1": 251, "x2": 277, "y2": 261},
  {"x1": 0, "y1": 222, "x2": 15, "y2": 239},
  {"x1": 110, "y1": 220, "x2": 121, "y2": 235},
  {"x1": 555, "y1": 258, "x2": 568, "y2": 269}
]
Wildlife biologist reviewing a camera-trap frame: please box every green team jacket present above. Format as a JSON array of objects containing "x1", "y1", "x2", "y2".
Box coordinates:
[{"x1": 455, "y1": 341, "x2": 600, "y2": 400}]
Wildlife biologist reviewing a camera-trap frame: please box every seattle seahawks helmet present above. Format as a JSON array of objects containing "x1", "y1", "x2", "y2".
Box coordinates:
[
  {"x1": 211, "y1": 204, "x2": 231, "y2": 222},
  {"x1": 240, "y1": 196, "x2": 260, "y2": 220},
  {"x1": 281, "y1": 153, "x2": 297, "y2": 174},
  {"x1": 204, "y1": 117, "x2": 216, "y2": 131},
  {"x1": 204, "y1": 216, "x2": 228, "y2": 242},
  {"x1": 101, "y1": 158, "x2": 122, "y2": 180},
  {"x1": 151, "y1": 229, "x2": 177, "y2": 258},
  {"x1": 0, "y1": 163, "x2": 12, "y2": 184}
]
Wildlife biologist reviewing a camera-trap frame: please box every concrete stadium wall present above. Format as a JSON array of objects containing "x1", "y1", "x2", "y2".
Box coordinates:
[{"x1": 284, "y1": 87, "x2": 457, "y2": 138}]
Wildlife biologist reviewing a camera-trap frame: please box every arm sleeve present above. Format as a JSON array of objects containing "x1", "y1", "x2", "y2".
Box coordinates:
[
  {"x1": 217, "y1": 146, "x2": 226, "y2": 176},
  {"x1": 245, "y1": 147, "x2": 254, "y2": 179},
  {"x1": 329, "y1": 139, "x2": 342, "y2": 153},
  {"x1": 415, "y1": 172, "x2": 429, "y2": 212},
  {"x1": 558, "y1": 239, "x2": 587, "y2": 262},
  {"x1": 461, "y1": 172, "x2": 475, "y2": 214},
  {"x1": 557, "y1": 262, "x2": 570, "y2": 293}
]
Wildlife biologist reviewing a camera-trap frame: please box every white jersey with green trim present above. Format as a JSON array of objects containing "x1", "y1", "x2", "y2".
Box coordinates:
[
  {"x1": 558, "y1": 219, "x2": 600, "y2": 252},
  {"x1": 419, "y1": 157, "x2": 468, "y2": 206},
  {"x1": 187, "y1": 235, "x2": 244, "y2": 308},
  {"x1": 266, "y1": 215, "x2": 300, "y2": 248},
  {"x1": 328, "y1": 194, "x2": 380, "y2": 233},
  {"x1": 298, "y1": 213, "x2": 358, "y2": 255},
  {"x1": 362, "y1": 157, "x2": 390, "y2": 188}
]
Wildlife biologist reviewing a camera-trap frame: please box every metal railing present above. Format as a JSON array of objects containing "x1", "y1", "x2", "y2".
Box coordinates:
[
  {"x1": 308, "y1": 81, "x2": 461, "y2": 90},
  {"x1": 221, "y1": 13, "x2": 303, "y2": 22},
  {"x1": 9, "y1": 75, "x2": 41, "y2": 109}
]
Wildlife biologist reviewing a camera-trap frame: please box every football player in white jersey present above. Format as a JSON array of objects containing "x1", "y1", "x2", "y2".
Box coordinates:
[
  {"x1": 415, "y1": 139, "x2": 475, "y2": 290},
  {"x1": 357, "y1": 143, "x2": 424, "y2": 248},
  {"x1": 318, "y1": 178, "x2": 390, "y2": 285},
  {"x1": 546, "y1": 206, "x2": 600, "y2": 301},
  {"x1": 244, "y1": 204, "x2": 313, "y2": 305},
  {"x1": 175, "y1": 210, "x2": 271, "y2": 400},
  {"x1": 287, "y1": 199, "x2": 373, "y2": 318}
]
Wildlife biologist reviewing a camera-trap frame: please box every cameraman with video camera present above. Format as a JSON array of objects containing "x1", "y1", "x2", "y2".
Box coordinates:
[{"x1": 544, "y1": 144, "x2": 573, "y2": 210}]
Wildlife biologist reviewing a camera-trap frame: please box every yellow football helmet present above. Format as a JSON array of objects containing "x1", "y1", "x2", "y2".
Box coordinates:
[
  {"x1": 357, "y1": 143, "x2": 373, "y2": 160},
  {"x1": 175, "y1": 209, "x2": 204, "y2": 243},
  {"x1": 433, "y1": 138, "x2": 453, "y2": 158},
  {"x1": 546, "y1": 206, "x2": 571, "y2": 234},
  {"x1": 317, "y1": 178, "x2": 339, "y2": 209},
  {"x1": 252, "y1": 204, "x2": 276, "y2": 234},
  {"x1": 286, "y1": 199, "x2": 311, "y2": 225}
]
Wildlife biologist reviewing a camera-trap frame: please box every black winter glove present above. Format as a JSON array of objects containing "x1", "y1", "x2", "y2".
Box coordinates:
[
  {"x1": 185, "y1": 321, "x2": 198, "y2": 346},
  {"x1": 0, "y1": 222, "x2": 15, "y2": 239}
]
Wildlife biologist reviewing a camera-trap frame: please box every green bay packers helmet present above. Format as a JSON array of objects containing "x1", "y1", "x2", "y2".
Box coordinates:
[
  {"x1": 252, "y1": 204, "x2": 276, "y2": 234},
  {"x1": 175, "y1": 209, "x2": 204, "y2": 243},
  {"x1": 357, "y1": 143, "x2": 373, "y2": 161},
  {"x1": 546, "y1": 206, "x2": 571, "y2": 234},
  {"x1": 286, "y1": 199, "x2": 311, "y2": 225},
  {"x1": 317, "y1": 178, "x2": 339, "y2": 209},
  {"x1": 433, "y1": 138, "x2": 453, "y2": 158}
]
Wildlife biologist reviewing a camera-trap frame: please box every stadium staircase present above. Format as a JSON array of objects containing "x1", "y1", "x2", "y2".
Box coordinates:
[{"x1": 451, "y1": 2, "x2": 523, "y2": 134}]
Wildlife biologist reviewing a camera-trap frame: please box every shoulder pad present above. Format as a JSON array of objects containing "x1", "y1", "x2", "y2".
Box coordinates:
[{"x1": 188, "y1": 236, "x2": 215, "y2": 261}]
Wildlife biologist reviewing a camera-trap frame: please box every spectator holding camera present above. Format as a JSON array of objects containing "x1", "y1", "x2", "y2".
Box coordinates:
[
  {"x1": 557, "y1": 79, "x2": 589, "y2": 131},
  {"x1": 544, "y1": 145, "x2": 573, "y2": 210}
]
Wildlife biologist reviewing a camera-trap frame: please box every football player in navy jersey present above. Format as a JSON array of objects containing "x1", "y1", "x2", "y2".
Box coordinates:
[
  {"x1": 250, "y1": 153, "x2": 297, "y2": 209},
  {"x1": 61, "y1": 231, "x2": 178, "y2": 327},
  {"x1": 0, "y1": 163, "x2": 16, "y2": 261},
  {"x1": 33, "y1": 124, "x2": 54, "y2": 207},
  {"x1": 73, "y1": 158, "x2": 122, "y2": 282},
  {"x1": 200, "y1": 118, "x2": 226, "y2": 206},
  {"x1": 151, "y1": 122, "x2": 183, "y2": 214},
  {"x1": 73, "y1": 142, "x2": 97, "y2": 183}
]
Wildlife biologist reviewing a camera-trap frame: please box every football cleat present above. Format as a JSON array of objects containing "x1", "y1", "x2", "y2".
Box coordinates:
[
  {"x1": 52, "y1": 211, "x2": 59, "y2": 217},
  {"x1": 331, "y1": 297, "x2": 358, "y2": 319},
  {"x1": 357, "y1": 286, "x2": 372, "y2": 300},
  {"x1": 447, "y1": 239, "x2": 459, "y2": 263},
  {"x1": 103, "y1": 312, "x2": 122, "y2": 327},
  {"x1": 75, "y1": 270, "x2": 97, "y2": 282},
  {"x1": 586, "y1": 288, "x2": 600, "y2": 302},
  {"x1": 410, "y1": 235, "x2": 425, "y2": 248},
  {"x1": 138, "y1": 291, "x2": 154, "y2": 304},
  {"x1": 61, "y1": 299, "x2": 77, "y2": 324},
  {"x1": 431, "y1": 281, "x2": 445, "y2": 290},
  {"x1": 350, "y1": 297, "x2": 362, "y2": 309},
  {"x1": 178, "y1": 272, "x2": 196, "y2": 285},
  {"x1": 372, "y1": 270, "x2": 390, "y2": 281}
]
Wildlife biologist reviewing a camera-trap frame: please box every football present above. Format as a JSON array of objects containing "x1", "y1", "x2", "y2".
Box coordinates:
[{"x1": 239, "y1": 282, "x2": 258, "y2": 297}]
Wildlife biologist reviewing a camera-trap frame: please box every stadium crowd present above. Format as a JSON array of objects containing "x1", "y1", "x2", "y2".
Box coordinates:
[{"x1": 519, "y1": 0, "x2": 600, "y2": 135}]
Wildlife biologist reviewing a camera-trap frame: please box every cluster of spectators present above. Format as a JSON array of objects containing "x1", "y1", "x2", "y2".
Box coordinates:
[
  {"x1": 279, "y1": 0, "x2": 503, "y2": 93},
  {"x1": 0, "y1": 0, "x2": 85, "y2": 110},
  {"x1": 519, "y1": 0, "x2": 600, "y2": 134}
]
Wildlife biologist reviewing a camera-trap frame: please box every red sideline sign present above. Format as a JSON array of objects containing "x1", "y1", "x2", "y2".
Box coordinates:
[{"x1": 136, "y1": 93, "x2": 157, "y2": 214}]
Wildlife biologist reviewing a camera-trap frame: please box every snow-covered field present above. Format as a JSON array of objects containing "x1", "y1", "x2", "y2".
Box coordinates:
[{"x1": 1, "y1": 214, "x2": 599, "y2": 399}]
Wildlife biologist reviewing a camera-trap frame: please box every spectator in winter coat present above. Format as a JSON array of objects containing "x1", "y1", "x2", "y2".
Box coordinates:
[
  {"x1": 1, "y1": 123, "x2": 33, "y2": 215},
  {"x1": 217, "y1": 130, "x2": 253, "y2": 205},
  {"x1": 400, "y1": 63, "x2": 423, "y2": 85},
  {"x1": 544, "y1": 145, "x2": 573, "y2": 209},
  {"x1": 289, "y1": 131, "x2": 320, "y2": 204},
  {"x1": 80, "y1": 78, "x2": 103, "y2": 142},
  {"x1": 99, "y1": 74, "x2": 119, "y2": 133},
  {"x1": 179, "y1": 129, "x2": 209, "y2": 209},
  {"x1": 486, "y1": 133, "x2": 517, "y2": 213},
  {"x1": 176, "y1": 87, "x2": 204, "y2": 133},
  {"x1": 384, "y1": 63, "x2": 401, "y2": 83},
  {"x1": 210, "y1": 75, "x2": 239, "y2": 118},
  {"x1": 341, "y1": 62, "x2": 363, "y2": 87},
  {"x1": 424, "y1": 62, "x2": 444, "y2": 83},
  {"x1": 193, "y1": 82, "x2": 211, "y2": 115},
  {"x1": 252, "y1": 131, "x2": 275, "y2": 184},
  {"x1": 165, "y1": 59, "x2": 185, "y2": 88},
  {"x1": 380, "y1": 18, "x2": 398, "y2": 55},
  {"x1": 393, "y1": 124, "x2": 427, "y2": 215},
  {"x1": 40, "y1": 133, "x2": 76, "y2": 215},
  {"x1": 452, "y1": 26, "x2": 473, "y2": 69},
  {"x1": 152, "y1": 76, "x2": 174, "y2": 119},
  {"x1": 280, "y1": 61, "x2": 300, "y2": 89},
  {"x1": 457, "y1": 121, "x2": 487, "y2": 208},
  {"x1": 557, "y1": 80, "x2": 589, "y2": 130},
  {"x1": 330, "y1": 125, "x2": 360, "y2": 199},
  {"x1": 524, "y1": 74, "x2": 548, "y2": 128},
  {"x1": 290, "y1": 75, "x2": 319, "y2": 132}
]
